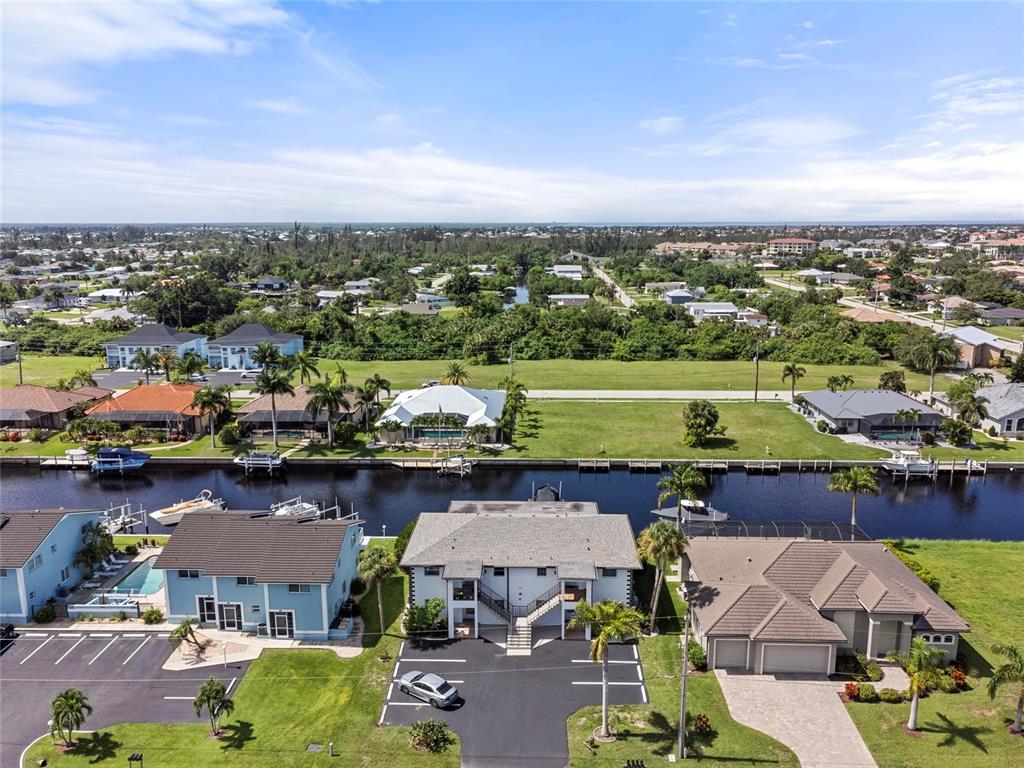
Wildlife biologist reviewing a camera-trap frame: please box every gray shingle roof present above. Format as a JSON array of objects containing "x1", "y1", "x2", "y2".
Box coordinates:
[
  {"x1": 802, "y1": 389, "x2": 941, "y2": 421},
  {"x1": 208, "y1": 323, "x2": 301, "y2": 346},
  {"x1": 154, "y1": 512, "x2": 356, "y2": 584},
  {"x1": 977, "y1": 383, "x2": 1024, "y2": 420},
  {"x1": 108, "y1": 323, "x2": 205, "y2": 346},
  {"x1": 0, "y1": 510, "x2": 92, "y2": 568}
]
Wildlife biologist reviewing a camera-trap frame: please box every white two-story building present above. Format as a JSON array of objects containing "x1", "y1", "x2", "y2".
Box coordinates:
[{"x1": 401, "y1": 501, "x2": 641, "y2": 654}]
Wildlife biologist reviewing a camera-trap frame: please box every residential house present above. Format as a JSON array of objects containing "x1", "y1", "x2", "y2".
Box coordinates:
[
  {"x1": 859, "y1": 238, "x2": 905, "y2": 248},
  {"x1": 663, "y1": 288, "x2": 695, "y2": 305},
  {"x1": 685, "y1": 301, "x2": 739, "y2": 323},
  {"x1": 548, "y1": 294, "x2": 590, "y2": 307},
  {"x1": 843, "y1": 248, "x2": 883, "y2": 260},
  {"x1": 206, "y1": 323, "x2": 304, "y2": 370},
  {"x1": 0, "y1": 340, "x2": 18, "y2": 364},
  {"x1": 237, "y1": 385, "x2": 363, "y2": 437},
  {"x1": 86, "y1": 383, "x2": 209, "y2": 435},
  {"x1": 684, "y1": 538, "x2": 969, "y2": 674},
  {"x1": 86, "y1": 288, "x2": 132, "y2": 304},
  {"x1": 316, "y1": 290, "x2": 349, "y2": 307},
  {"x1": 799, "y1": 389, "x2": 942, "y2": 439},
  {"x1": 401, "y1": 501, "x2": 641, "y2": 648},
  {"x1": 253, "y1": 276, "x2": 290, "y2": 293},
  {"x1": 376, "y1": 385, "x2": 505, "y2": 444},
  {"x1": 643, "y1": 281, "x2": 686, "y2": 294},
  {"x1": 414, "y1": 291, "x2": 453, "y2": 307},
  {"x1": 942, "y1": 326, "x2": 1015, "y2": 370},
  {"x1": 155, "y1": 512, "x2": 363, "y2": 640},
  {"x1": 0, "y1": 385, "x2": 113, "y2": 430},
  {"x1": 104, "y1": 323, "x2": 207, "y2": 370},
  {"x1": 766, "y1": 238, "x2": 816, "y2": 256},
  {"x1": 546, "y1": 264, "x2": 584, "y2": 281},
  {"x1": 343, "y1": 279, "x2": 376, "y2": 296},
  {"x1": 936, "y1": 383, "x2": 1024, "y2": 438},
  {"x1": 469, "y1": 264, "x2": 496, "y2": 277},
  {"x1": 819, "y1": 272, "x2": 865, "y2": 286},
  {"x1": 736, "y1": 308, "x2": 769, "y2": 328},
  {"x1": 840, "y1": 307, "x2": 912, "y2": 324},
  {"x1": 0, "y1": 509, "x2": 103, "y2": 623},
  {"x1": 795, "y1": 268, "x2": 834, "y2": 281},
  {"x1": 979, "y1": 307, "x2": 1024, "y2": 327},
  {"x1": 933, "y1": 296, "x2": 984, "y2": 320},
  {"x1": 819, "y1": 239, "x2": 854, "y2": 251}
]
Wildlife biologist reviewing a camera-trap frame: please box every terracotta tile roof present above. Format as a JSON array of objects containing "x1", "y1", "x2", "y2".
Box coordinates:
[
  {"x1": 87, "y1": 383, "x2": 201, "y2": 417},
  {"x1": 0, "y1": 385, "x2": 101, "y2": 414}
]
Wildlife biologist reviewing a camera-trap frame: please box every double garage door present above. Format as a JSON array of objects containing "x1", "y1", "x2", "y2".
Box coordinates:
[{"x1": 761, "y1": 643, "x2": 831, "y2": 675}]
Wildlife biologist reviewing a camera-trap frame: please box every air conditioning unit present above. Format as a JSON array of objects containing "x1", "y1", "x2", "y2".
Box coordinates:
[{"x1": 256, "y1": 623, "x2": 269, "y2": 637}]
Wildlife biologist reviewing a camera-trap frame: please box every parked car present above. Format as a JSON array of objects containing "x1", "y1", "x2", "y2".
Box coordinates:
[
  {"x1": 240, "y1": 369, "x2": 263, "y2": 379},
  {"x1": 399, "y1": 671, "x2": 459, "y2": 708},
  {"x1": 421, "y1": 380, "x2": 440, "y2": 388},
  {"x1": 0, "y1": 624, "x2": 16, "y2": 655},
  {"x1": 188, "y1": 373, "x2": 208, "y2": 382}
]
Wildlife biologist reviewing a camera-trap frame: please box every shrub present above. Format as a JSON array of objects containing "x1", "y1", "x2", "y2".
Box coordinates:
[
  {"x1": 687, "y1": 638, "x2": 707, "y2": 671},
  {"x1": 409, "y1": 719, "x2": 454, "y2": 753},
  {"x1": 921, "y1": 431, "x2": 936, "y2": 446},
  {"x1": 393, "y1": 518, "x2": 417, "y2": 564},
  {"x1": 858, "y1": 683, "x2": 879, "y2": 703},
  {"x1": 986, "y1": 425, "x2": 997, "y2": 437},
  {"x1": 33, "y1": 605, "x2": 55, "y2": 623},
  {"x1": 877, "y1": 540, "x2": 940, "y2": 592},
  {"x1": 142, "y1": 608, "x2": 164, "y2": 625},
  {"x1": 219, "y1": 423, "x2": 240, "y2": 446},
  {"x1": 405, "y1": 597, "x2": 446, "y2": 634},
  {"x1": 350, "y1": 575, "x2": 366, "y2": 596},
  {"x1": 816, "y1": 419, "x2": 829, "y2": 433},
  {"x1": 8, "y1": 431, "x2": 20, "y2": 442},
  {"x1": 0, "y1": 432, "x2": 8, "y2": 442},
  {"x1": 123, "y1": 544, "x2": 139, "y2": 556},
  {"x1": 333, "y1": 421, "x2": 359, "y2": 446},
  {"x1": 116, "y1": 610, "x2": 128, "y2": 622},
  {"x1": 693, "y1": 713, "x2": 713, "y2": 738},
  {"x1": 937, "y1": 675, "x2": 959, "y2": 693},
  {"x1": 27, "y1": 428, "x2": 45, "y2": 442},
  {"x1": 879, "y1": 688, "x2": 903, "y2": 703},
  {"x1": 950, "y1": 666, "x2": 968, "y2": 687},
  {"x1": 854, "y1": 652, "x2": 884, "y2": 681},
  {"x1": 124, "y1": 426, "x2": 149, "y2": 444},
  {"x1": 845, "y1": 682, "x2": 861, "y2": 700}
]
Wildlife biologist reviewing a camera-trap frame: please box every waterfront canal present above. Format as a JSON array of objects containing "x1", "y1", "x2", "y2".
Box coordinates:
[{"x1": 1, "y1": 465, "x2": 1022, "y2": 541}]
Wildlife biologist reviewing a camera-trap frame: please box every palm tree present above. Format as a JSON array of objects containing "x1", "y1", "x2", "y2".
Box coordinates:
[
  {"x1": 178, "y1": 349, "x2": 206, "y2": 381},
  {"x1": 441, "y1": 360, "x2": 470, "y2": 385},
  {"x1": 306, "y1": 377, "x2": 350, "y2": 446},
  {"x1": 194, "y1": 676, "x2": 235, "y2": 736},
  {"x1": 567, "y1": 601, "x2": 646, "y2": 739},
  {"x1": 827, "y1": 467, "x2": 879, "y2": 538},
  {"x1": 169, "y1": 618, "x2": 203, "y2": 650},
  {"x1": 155, "y1": 347, "x2": 180, "y2": 383},
  {"x1": 367, "y1": 373, "x2": 391, "y2": 405},
  {"x1": 636, "y1": 521, "x2": 687, "y2": 634},
  {"x1": 895, "y1": 637, "x2": 946, "y2": 731},
  {"x1": 251, "y1": 341, "x2": 283, "y2": 371},
  {"x1": 252, "y1": 369, "x2": 294, "y2": 448},
  {"x1": 955, "y1": 393, "x2": 989, "y2": 427},
  {"x1": 131, "y1": 349, "x2": 158, "y2": 385},
  {"x1": 893, "y1": 408, "x2": 913, "y2": 440},
  {"x1": 465, "y1": 423, "x2": 491, "y2": 445},
  {"x1": 907, "y1": 408, "x2": 923, "y2": 442},
  {"x1": 906, "y1": 332, "x2": 959, "y2": 402},
  {"x1": 290, "y1": 350, "x2": 321, "y2": 384},
  {"x1": 657, "y1": 464, "x2": 707, "y2": 574},
  {"x1": 988, "y1": 642, "x2": 1024, "y2": 733},
  {"x1": 358, "y1": 547, "x2": 397, "y2": 638},
  {"x1": 191, "y1": 385, "x2": 232, "y2": 448},
  {"x1": 781, "y1": 362, "x2": 806, "y2": 400},
  {"x1": 352, "y1": 385, "x2": 376, "y2": 430},
  {"x1": 68, "y1": 368, "x2": 97, "y2": 388},
  {"x1": 50, "y1": 688, "x2": 93, "y2": 747}
]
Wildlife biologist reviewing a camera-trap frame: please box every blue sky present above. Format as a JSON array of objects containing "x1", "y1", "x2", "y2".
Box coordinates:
[{"x1": 2, "y1": 1, "x2": 1022, "y2": 223}]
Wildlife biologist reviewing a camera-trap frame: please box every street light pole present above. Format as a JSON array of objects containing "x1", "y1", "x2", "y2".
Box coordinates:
[
  {"x1": 753, "y1": 342, "x2": 761, "y2": 404},
  {"x1": 678, "y1": 603, "x2": 691, "y2": 760}
]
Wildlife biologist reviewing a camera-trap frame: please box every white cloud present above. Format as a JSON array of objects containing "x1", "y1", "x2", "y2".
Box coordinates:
[
  {"x1": 779, "y1": 53, "x2": 814, "y2": 62},
  {"x1": 646, "y1": 116, "x2": 863, "y2": 158},
  {"x1": 0, "y1": 0, "x2": 288, "y2": 105},
  {"x1": 798, "y1": 39, "x2": 842, "y2": 47},
  {"x1": 708, "y1": 57, "x2": 802, "y2": 71},
  {"x1": 639, "y1": 116, "x2": 685, "y2": 135},
  {"x1": 931, "y1": 75, "x2": 1024, "y2": 117},
  {"x1": 799, "y1": 21, "x2": 815, "y2": 30},
  {"x1": 374, "y1": 112, "x2": 402, "y2": 126},
  {"x1": 722, "y1": 13, "x2": 737, "y2": 27},
  {"x1": 246, "y1": 99, "x2": 310, "y2": 115}
]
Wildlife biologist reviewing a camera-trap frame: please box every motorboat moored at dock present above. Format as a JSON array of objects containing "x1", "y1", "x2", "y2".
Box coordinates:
[{"x1": 149, "y1": 489, "x2": 226, "y2": 526}]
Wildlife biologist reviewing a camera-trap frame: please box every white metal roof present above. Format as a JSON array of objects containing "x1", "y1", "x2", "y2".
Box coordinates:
[{"x1": 376, "y1": 385, "x2": 506, "y2": 427}]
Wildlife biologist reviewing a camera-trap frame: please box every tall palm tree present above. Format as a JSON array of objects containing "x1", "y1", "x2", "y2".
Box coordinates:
[
  {"x1": 367, "y1": 373, "x2": 391, "y2": 405},
  {"x1": 68, "y1": 368, "x2": 97, "y2": 388},
  {"x1": 358, "y1": 547, "x2": 397, "y2": 639},
  {"x1": 988, "y1": 642, "x2": 1024, "y2": 733},
  {"x1": 290, "y1": 350, "x2": 321, "y2": 384},
  {"x1": 906, "y1": 332, "x2": 959, "y2": 402},
  {"x1": 895, "y1": 637, "x2": 945, "y2": 731},
  {"x1": 131, "y1": 348, "x2": 158, "y2": 385},
  {"x1": 194, "y1": 676, "x2": 235, "y2": 736},
  {"x1": 155, "y1": 347, "x2": 180, "y2": 382},
  {"x1": 352, "y1": 385, "x2": 376, "y2": 430},
  {"x1": 657, "y1": 464, "x2": 708, "y2": 532},
  {"x1": 441, "y1": 360, "x2": 470, "y2": 385},
  {"x1": 251, "y1": 341, "x2": 282, "y2": 371},
  {"x1": 168, "y1": 618, "x2": 203, "y2": 650},
  {"x1": 567, "y1": 601, "x2": 646, "y2": 739},
  {"x1": 252, "y1": 369, "x2": 294, "y2": 448},
  {"x1": 178, "y1": 349, "x2": 206, "y2": 381},
  {"x1": 781, "y1": 362, "x2": 806, "y2": 400},
  {"x1": 636, "y1": 521, "x2": 687, "y2": 634},
  {"x1": 955, "y1": 393, "x2": 989, "y2": 427},
  {"x1": 50, "y1": 688, "x2": 93, "y2": 747},
  {"x1": 827, "y1": 466, "x2": 879, "y2": 538},
  {"x1": 306, "y1": 377, "x2": 350, "y2": 446},
  {"x1": 893, "y1": 408, "x2": 913, "y2": 440},
  {"x1": 191, "y1": 384, "x2": 232, "y2": 447}
]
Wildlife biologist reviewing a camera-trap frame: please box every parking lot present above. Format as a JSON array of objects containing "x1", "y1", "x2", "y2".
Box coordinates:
[
  {"x1": 0, "y1": 630, "x2": 248, "y2": 766},
  {"x1": 381, "y1": 638, "x2": 647, "y2": 768}
]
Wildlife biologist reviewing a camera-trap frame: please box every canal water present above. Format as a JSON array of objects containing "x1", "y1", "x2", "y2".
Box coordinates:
[{"x1": 1, "y1": 466, "x2": 1022, "y2": 541}]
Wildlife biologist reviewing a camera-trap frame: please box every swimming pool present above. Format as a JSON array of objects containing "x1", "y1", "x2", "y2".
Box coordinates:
[{"x1": 112, "y1": 556, "x2": 164, "y2": 595}]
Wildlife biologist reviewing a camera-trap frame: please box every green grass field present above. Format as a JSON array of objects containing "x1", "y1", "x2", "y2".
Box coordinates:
[
  {"x1": 25, "y1": 541, "x2": 459, "y2": 768},
  {"x1": 922, "y1": 431, "x2": 1024, "y2": 462},
  {"x1": 846, "y1": 540, "x2": 1024, "y2": 768},
  {"x1": 0, "y1": 355, "x2": 102, "y2": 387}
]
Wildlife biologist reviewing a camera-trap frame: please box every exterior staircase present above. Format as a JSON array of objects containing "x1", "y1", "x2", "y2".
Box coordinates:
[
  {"x1": 506, "y1": 618, "x2": 533, "y2": 656},
  {"x1": 478, "y1": 584, "x2": 566, "y2": 656}
]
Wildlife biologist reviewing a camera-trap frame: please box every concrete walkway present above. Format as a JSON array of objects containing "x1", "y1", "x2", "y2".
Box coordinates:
[{"x1": 715, "y1": 670, "x2": 877, "y2": 768}]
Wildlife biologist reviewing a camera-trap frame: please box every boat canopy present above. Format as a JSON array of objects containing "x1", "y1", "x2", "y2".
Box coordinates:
[{"x1": 96, "y1": 447, "x2": 151, "y2": 461}]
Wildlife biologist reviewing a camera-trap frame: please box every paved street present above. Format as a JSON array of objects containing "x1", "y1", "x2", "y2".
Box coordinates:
[
  {"x1": 525, "y1": 389, "x2": 794, "y2": 400},
  {"x1": 591, "y1": 264, "x2": 636, "y2": 308},
  {"x1": 0, "y1": 629, "x2": 248, "y2": 766},
  {"x1": 381, "y1": 638, "x2": 647, "y2": 768}
]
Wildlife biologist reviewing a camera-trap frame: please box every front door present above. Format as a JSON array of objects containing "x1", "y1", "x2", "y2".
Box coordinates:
[
  {"x1": 197, "y1": 596, "x2": 216, "y2": 624},
  {"x1": 217, "y1": 603, "x2": 243, "y2": 631},
  {"x1": 269, "y1": 610, "x2": 294, "y2": 638}
]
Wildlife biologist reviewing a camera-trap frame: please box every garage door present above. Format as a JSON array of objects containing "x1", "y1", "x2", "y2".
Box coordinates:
[
  {"x1": 761, "y1": 644, "x2": 830, "y2": 674},
  {"x1": 714, "y1": 639, "x2": 748, "y2": 669}
]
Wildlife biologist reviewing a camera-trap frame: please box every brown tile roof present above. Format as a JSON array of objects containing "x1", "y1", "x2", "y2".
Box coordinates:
[
  {"x1": 705, "y1": 585, "x2": 783, "y2": 636},
  {"x1": 87, "y1": 383, "x2": 201, "y2": 417},
  {"x1": 764, "y1": 541, "x2": 842, "y2": 602},
  {"x1": 153, "y1": 512, "x2": 357, "y2": 584},
  {"x1": 752, "y1": 600, "x2": 846, "y2": 641},
  {"x1": 71, "y1": 385, "x2": 114, "y2": 400},
  {"x1": 0, "y1": 510, "x2": 93, "y2": 568},
  {"x1": 0, "y1": 385, "x2": 101, "y2": 414}
]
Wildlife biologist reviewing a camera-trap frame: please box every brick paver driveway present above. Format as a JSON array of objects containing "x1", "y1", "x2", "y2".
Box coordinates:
[{"x1": 715, "y1": 670, "x2": 877, "y2": 768}]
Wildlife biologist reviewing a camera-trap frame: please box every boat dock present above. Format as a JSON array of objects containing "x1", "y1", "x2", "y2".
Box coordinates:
[
  {"x1": 578, "y1": 458, "x2": 611, "y2": 472},
  {"x1": 744, "y1": 460, "x2": 781, "y2": 474},
  {"x1": 628, "y1": 459, "x2": 662, "y2": 472}
]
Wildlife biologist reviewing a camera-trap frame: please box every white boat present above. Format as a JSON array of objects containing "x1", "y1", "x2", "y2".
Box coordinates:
[
  {"x1": 253, "y1": 496, "x2": 321, "y2": 521},
  {"x1": 650, "y1": 498, "x2": 730, "y2": 529},
  {"x1": 149, "y1": 489, "x2": 225, "y2": 526},
  {"x1": 881, "y1": 450, "x2": 935, "y2": 476},
  {"x1": 437, "y1": 454, "x2": 473, "y2": 477},
  {"x1": 233, "y1": 450, "x2": 286, "y2": 474}
]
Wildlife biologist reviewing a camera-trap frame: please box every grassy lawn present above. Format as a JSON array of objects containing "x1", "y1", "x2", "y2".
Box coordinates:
[
  {"x1": 567, "y1": 566, "x2": 798, "y2": 767},
  {"x1": 922, "y1": 431, "x2": 1024, "y2": 462},
  {"x1": 846, "y1": 540, "x2": 1024, "y2": 768},
  {"x1": 0, "y1": 355, "x2": 102, "y2": 387},
  {"x1": 113, "y1": 533, "x2": 169, "y2": 547},
  {"x1": 986, "y1": 325, "x2": 1024, "y2": 341},
  {"x1": 314, "y1": 359, "x2": 942, "y2": 393},
  {"x1": 25, "y1": 540, "x2": 460, "y2": 768}
]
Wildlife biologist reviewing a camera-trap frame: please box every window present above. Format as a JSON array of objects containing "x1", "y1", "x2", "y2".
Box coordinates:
[
  {"x1": 236, "y1": 576, "x2": 256, "y2": 586},
  {"x1": 60, "y1": 567, "x2": 70, "y2": 582},
  {"x1": 0, "y1": 569, "x2": 7, "y2": 578},
  {"x1": 424, "y1": 566, "x2": 441, "y2": 576},
  {"x1": 944, "y1": 635, "x2": 954, "y2": 643},
  {"x1": 492, "y1": 567, "x2": 505, "y2": 577},
  {"x1": 288, "y1": 584, "x2": 311, "y2": 593},
  {"x1": 536, "y1": 568, "x2": 548, "y2": 576},
  {"x1": 601, "y1": 568, "x2": 618, "y2": 578},
  {"x1": 920, "y1": 635, "x2": 932, "y2": 643},
  {"x1": 27, "y1": 554, "x2": 42, "y2": 572},
  {"x1": 177, "y1": 569, "x2": 200, "y2": 579}
]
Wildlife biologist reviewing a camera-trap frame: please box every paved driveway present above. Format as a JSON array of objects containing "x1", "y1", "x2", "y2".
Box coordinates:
[
  {"x1": 382, "y1": 638, "x2": 647, "y2": 768},
  {"x1": 0, "y1": 629, "x2": 248, "y2": 767},
  {"x1": 715, "y1": 670, "x2": 877, "y2": 768}
]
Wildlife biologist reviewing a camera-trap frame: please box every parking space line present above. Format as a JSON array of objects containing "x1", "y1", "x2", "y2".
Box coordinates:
[
  {"x1": 20, "y1": 632, "x2": 47, "y2": 638},
  {"x1": 89, "y1": 633, "x2": 113, "y2": 638},
  {"x1": 226, "y1": 677, "x2": 237, "y2": 695},
  {"x1": 397, "y1": 658, "x2": 466, "y2": 663},
  {"x1": 378, "y1": 705, "x2": 387, "y2": 725},
  {"x1": 633, "y1": 645, "x2": 639, "y2": 660},
  {"x1": 398, "y1": 641, "x2": 405, "y2": 656},
  {"x1": 57, "y1": 633, "x2": 82, "y2": 638},
  {"x1": 123, "y1": 633, "x2": 145, "y2": 638},
  {"x1": 571, "y1": 681, "x2": 645, "y2": 686},
  {"x1": 641, "y1": 686, "x2": 648, "y2": 704},
  {"x1": 571, "y1": 659, "x2": 635, "y2": 664},
  {"x1": 19, "y1": 636, "x2": 53, "y2": 664},
  {"x1": 55, "y1": 637, "x2": 86, "y2": 664},
  {"x1": 385, "y1": 701, "x2": 429, "y2": 706},
  {"x1": 163, "y1": 696, "x2": 194, "y2": 700},
  {"x1": 387, "y1": 682, "x2": 394, "y2": 700},
  {"x1": 122, "y1": 636, "x2": 149, "y2": 665},
  {"x1": 636, "y1": 665, "x2": 643, "y2": 681},
  {"x1": 88, "y1": 638, "x2": 119, "y2": 665}
]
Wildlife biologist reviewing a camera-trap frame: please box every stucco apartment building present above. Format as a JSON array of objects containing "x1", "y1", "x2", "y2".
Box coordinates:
[{"x1": 766, "y1": 238, "x2": 816, "y2": 257}]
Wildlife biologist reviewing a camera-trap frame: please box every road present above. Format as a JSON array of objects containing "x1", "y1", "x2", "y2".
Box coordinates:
[
  {"x1": 592, "y1": 264, "x2": 635, "y2": 308},
  {"x1": 393, "y1": 388, "x2": 795, "y2": 401}
]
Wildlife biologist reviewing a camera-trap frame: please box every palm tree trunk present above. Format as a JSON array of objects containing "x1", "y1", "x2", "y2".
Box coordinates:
[
  {"x1": 928, "y1": 364, "x2": 936, "y2": 403},
  {"x1": 326, "y1": 411, "x2": 334, "y2": 447},
  {"x1": 1014, "y1": 694, "x2": 1023, "y2": 732},
  {"x1": 850, "y1": 493, "x2": 857, "y2": 541},
  {"x1": 210, "y1": 413, "x2": 217, "y2": 448},
  {"x1": 908, "y1": 688, "x2": 920, "y2": 730},
  {"x1": 650, "y1": 565, "x2": 664, "y2": 633},
  {"x1": 376, "y1": 581, "x2": 385, "y2": 636},
  {"x1": 600, "y1": 653, "x2": 610, "y2": 737},
  {"x1": 271, "y1": 394, "x2": 279, "y2": 448}
]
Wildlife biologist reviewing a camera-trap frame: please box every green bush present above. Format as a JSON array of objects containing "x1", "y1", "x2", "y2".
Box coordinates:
[
  {"x1": 937, "y1": 675, "x2": 959, "y2": 693},
  {"x1": 394, "y1": 517, "x2": 417, "y2": 564},
  {"x1": 333, "y1": 421, "x2": 359, "y2": 446},
  {"x1": 350, "y1": 576, "x2": 366, "y2": 596},
  {"x1": 858, "y1": 683, "x2": 880, "y2": 702},
  {"x1": 123, "y1": 544, "x2": 139, "y2": 556},
  {"x1": 405, "y1": 597, "x2": 447, "y2": 634},
  {"x1": 921, "y1": 431, "x2": 936, "y2": 446},
  {"x1": 693, "y1": 712, "x2": 713, "y2": 739},
  {"x1": 219, "y1": 422, "x2": 240, "y2": 445},
  {"x1": 687, "y1": 638, "x2": 707, "y2": 671},
  {"x1": 855, "y1": 653, "x2": 884, "y2": 681},
  {"x1": 142, "y1": 608, "x2": 164, "y2": 625},
  {"x1": 33, "y1": 605, "x2": 55, "y2": 623},
  {"x1": 879, "y1": 687, "x2": 904, "y2": 703},
  {"x1": 27, "y1": 427, "x2": 45, "y2": 443},
  {"x1": 878, "y1": 540, "x2": 941, "y2": 592},
  {"x1": 409, "y1": 719, "x2": 455, "y2": 753},
  {"x1": 816, "y1": 419, "x2": 829, "y2": 433}
]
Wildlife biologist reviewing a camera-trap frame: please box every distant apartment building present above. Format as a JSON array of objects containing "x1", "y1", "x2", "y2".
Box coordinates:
[
  {"x1": 546, "y1": 264, "x2": 584, "y2": 281},
  {"x1": 766, "y1": 238, "x2": 816, "y2": 256},
  {"x1": 105, "y1": 324, "x2": 208, "y2": 369},
  {"x1": 206, "y1": 323, "x2": 304, "y2": 370}
]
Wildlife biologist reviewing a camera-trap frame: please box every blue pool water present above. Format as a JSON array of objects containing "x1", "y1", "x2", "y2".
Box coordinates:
[{"x1": 112, "y1": 556, "x2": 163, "y2": 595}]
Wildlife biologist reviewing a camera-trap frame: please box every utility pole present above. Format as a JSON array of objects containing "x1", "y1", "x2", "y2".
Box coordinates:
[
  {"x1": 678, "y1": 604, "x2": 690, "y2": 760},
  {"x1": 507, "y1": 341, "x2": 515, "y2": 381},
  {"x1": 17, "y1": 343, "x2": 23, "y2": 385},
  {"x1": 753, "y1": 341, "x2": 760, "y2": 403},
  {"x1": 940, "y1": 295, "x2": 948, "y2": 333}
]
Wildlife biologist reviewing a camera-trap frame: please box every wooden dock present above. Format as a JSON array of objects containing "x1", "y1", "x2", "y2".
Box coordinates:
[
  {"x1": 744, "y1": 460, "x2": 781, "y2": 474},
  {"x1": 628, "y1": 459, "x2": 662, "y2": 472},
  {"x1": 578, "y1": 459, "x2": 611, "y2": 472},
  {"x1": 695, "y1": 460, "x2": 730, "y2": 473}
]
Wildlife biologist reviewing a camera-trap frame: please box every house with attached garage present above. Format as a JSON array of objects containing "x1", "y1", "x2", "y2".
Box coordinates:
[
  {"x1": 400, "y1": 500, "x2": 641, "y2": 654},
  {"x1": 154, "y1": 512, "x2": 363, "y2": 640},
  {"x1": 799, "y1": 389, "x2": 943, "y2": 439},
  {"x1": 0, "y1": 509, "x2": 102, "y2": 624},
  {"x1": 683, "y1": 538, "x2": 969, "y2": 675}
]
